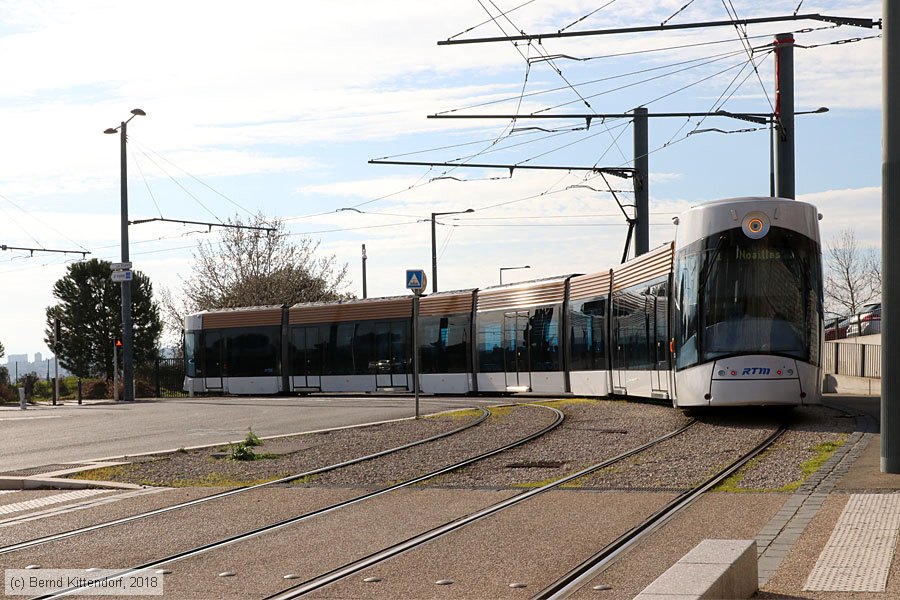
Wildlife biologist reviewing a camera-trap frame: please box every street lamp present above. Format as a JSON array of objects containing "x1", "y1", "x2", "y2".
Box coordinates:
[
  {"x1": 431, "y1": 208, "x2": 473, "y2": 293},
  {"x1": 500, "y1": 265, "x2": 531, "y2": 285},
  {"x1": 104, "y1": 108, "x2": 145, "y2": 402}
]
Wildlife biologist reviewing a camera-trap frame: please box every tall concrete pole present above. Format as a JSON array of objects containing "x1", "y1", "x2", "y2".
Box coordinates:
[
  {"x1": 633, "y1": 107, "x2": 649, "y2": 255},
  {"x1": 431, "y1": 214, "x2": 438, "y2": 293},
  {"x1": 119, "y1": 120, "x2": 134, "y2": 402},
  {"x1": 775, "y1": 33, "x2": 796, "y2": 199},
  {"x1": 882, "y1": 1, "x2": 900, "y2": 473}
]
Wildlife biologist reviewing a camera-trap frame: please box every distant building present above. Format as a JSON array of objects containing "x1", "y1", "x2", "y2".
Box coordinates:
[
  {"x1": 6, "y1": 354, "x2": 27, "y2": 366},
  {"x1": 34, "y1": 352, "x2": 42, "y2": 363}
]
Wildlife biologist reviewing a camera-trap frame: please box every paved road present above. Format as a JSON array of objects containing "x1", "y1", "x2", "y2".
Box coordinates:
[{"x1": 0, "y1": 395, "x2": 503, "y2": 473}]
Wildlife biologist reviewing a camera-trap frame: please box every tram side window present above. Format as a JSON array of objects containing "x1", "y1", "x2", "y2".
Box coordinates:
[
  {"x1": 476, "y1": 312, "x2": 504, "y2": 373},
  {"x1": 569, "y1": 298, "x2": 607, "y2": 371},
  {"x1": 326, "y1": 322, "x2": 355, "y2": 375},
  {"x1": 420, "y1": 314, "x2": 471, "y2": 373},
  {"x1": 529, "y1": 306, "x2": 560, "y2": 372},
  {"x1": 225, "y1": 326, "x2": 280, "y2": 377}
]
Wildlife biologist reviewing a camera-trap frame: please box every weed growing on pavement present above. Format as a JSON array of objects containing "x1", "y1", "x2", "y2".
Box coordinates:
[{"x1": 243, "y1": 428, "x2": 263, "y2": 447}]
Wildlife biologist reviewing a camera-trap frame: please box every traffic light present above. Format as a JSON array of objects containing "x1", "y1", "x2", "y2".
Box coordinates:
[{"x1": 115, "y1": 338, "x2": 123, "y2": 348}]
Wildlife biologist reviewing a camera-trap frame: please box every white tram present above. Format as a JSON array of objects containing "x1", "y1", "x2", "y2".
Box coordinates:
[
  {"x1": 670, "y1": 197, "x2": 824, "y2": 406},
  {"x1": 183, "y1": 196, "x2": 823, "y2": 407}
]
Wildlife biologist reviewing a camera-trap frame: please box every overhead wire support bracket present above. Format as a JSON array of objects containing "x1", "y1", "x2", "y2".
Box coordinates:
[
  {"x1": 437, "y1": 14, "x2": 881, "y2": 45},
  {"x1": 1, "y1": 244, "x2": 90, "y2": 258},
  {"x1": 129, "y1": 217, "x2": 277, "y2": 234},
  {"x1": 428, "y1": 110, "x2": 822, "y2": 125},
  {"x1": 368, "y1": 159, "x2": 634, "y2": 179}
]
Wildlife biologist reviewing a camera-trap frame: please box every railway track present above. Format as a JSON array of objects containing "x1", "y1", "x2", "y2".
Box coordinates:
[
  {"x1": 26, "y1": 403, "x2": 565, "y2": 599},
  {"x1": 532, "y1": 421, "x2": 790, "y2": 599},
  {"x1": 264, "y1": 418, "x2": 697, "y2": 599},
  {"x1": 0, "y1": 406, "x2": 491, "y2": 555}
]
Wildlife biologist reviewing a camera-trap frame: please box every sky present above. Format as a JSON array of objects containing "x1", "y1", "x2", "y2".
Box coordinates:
[{"x1": 0, "y1": 0, "x2": 884, "y2": 358}]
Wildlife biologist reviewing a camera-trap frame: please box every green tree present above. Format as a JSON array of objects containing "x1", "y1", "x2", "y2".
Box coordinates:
[{"x1": 44, "y1": 259, "x2": 162, "y2": 379}]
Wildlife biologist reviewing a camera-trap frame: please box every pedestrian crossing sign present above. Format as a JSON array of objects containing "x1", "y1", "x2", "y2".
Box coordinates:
[{"x1": 406, "y1": 269, "x2": 427, "y2": 291}]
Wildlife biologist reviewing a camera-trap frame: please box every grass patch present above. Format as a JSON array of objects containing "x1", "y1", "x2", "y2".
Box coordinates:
[
  {"x1": 533, "y1": 398, "x2": 600, "y2": 408},
  {"x1": 426, "y1": 408, "x2": 484, "y2": 420},
  {"x1": 717, "y1": 436, "x2": 846, "y2": 493},
  {"x1": 489, "y1": 405, "x2": 515, "y2": 417},
  {"x1": 69, "y1": 465, "x2": 128, "y2": 482},
  {"x1": 288, "y1": 474, "x2": 319, "y2": 486}
]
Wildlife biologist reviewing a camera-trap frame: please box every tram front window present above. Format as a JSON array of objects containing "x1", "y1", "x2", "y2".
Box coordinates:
[{"x1": 676, "y1": 227, "x2": 822, "y2": 369}]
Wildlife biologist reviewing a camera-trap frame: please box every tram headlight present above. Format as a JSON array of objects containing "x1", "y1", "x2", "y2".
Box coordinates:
[{"x1": 741, "y1": 211, "x2": 770, "y2": 239}]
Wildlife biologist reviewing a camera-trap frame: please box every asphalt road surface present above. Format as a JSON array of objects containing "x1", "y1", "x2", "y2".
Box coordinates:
[{"x1": 0, "y1": 395, "x2": 504, "y2": 473}]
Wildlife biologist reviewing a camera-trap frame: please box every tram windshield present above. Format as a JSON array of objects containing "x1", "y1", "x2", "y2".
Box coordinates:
[{"x1": 675, "y1": 227, "x2": 822, "y2": 370}]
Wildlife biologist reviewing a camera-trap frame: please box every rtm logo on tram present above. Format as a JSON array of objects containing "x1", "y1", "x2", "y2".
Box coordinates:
[{"x1": 742, "y1": 367, "x2": 771, "y2": 375}]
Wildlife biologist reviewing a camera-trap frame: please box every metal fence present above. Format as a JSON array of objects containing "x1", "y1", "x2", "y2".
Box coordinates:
[
  {"x1": 136, "y1": 357, "x2": 187, "y2": 398},
  {"x1": 824, "y1": 341, "x2": 882, "y2": 379}
]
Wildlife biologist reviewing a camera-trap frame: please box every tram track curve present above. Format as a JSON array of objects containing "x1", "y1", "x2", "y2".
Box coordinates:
[{"x1": 28, "y1": 403, "x2": 565, "y2": 599}]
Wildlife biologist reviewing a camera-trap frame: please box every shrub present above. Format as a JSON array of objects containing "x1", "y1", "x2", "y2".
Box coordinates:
[{"x1": 82, "y1": 379, "x2": 111, "y2": 399}]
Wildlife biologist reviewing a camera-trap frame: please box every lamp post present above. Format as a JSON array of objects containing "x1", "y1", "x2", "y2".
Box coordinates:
[
  {"x1": 500, "y1": 265, "x2": 531, "y2": 285},
  {"x1": 104, "y1": 108, "x2": 145, "y2": 402},
  {"x1": 431, "y1": 208, "x2": 473, "y2": 293}
]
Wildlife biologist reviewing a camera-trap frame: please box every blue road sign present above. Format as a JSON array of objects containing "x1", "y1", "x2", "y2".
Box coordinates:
[{"x1": 406, "y1": 269, "x2": 427, "y2": 291}]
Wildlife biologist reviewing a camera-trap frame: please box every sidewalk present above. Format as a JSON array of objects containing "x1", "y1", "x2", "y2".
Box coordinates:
[{"x1": 757, "y1": 394, "x2": 900, "y2": 598}]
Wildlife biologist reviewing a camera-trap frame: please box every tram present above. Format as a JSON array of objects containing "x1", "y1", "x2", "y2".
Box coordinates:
[{"x1": 182, "y1": 196, "x2": 824, "y2": 407}]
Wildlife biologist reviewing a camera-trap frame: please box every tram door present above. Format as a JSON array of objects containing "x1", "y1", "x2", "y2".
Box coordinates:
[
  {"x1": 291, "y1": 326, "x2": 321, "y2": 390},
  {"x1": 203, "y1": 330, "x2": 224, "y2": 390},
  {"x1": 652, "y1": 293, "x2": 671, "y2": 398},
  {"x1": 503, "y1": 311, "x2": 531, "y2": 390},
  {"x1": 611, "y1": 317, "x2": 626, "y2": 393},
  {"x1": 375, "y1": 321, "x2": 409, "y2": 389}
]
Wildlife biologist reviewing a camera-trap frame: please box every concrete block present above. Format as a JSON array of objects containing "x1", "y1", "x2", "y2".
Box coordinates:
[{"x1": 635, "y1": 540, "x2": 758, "y2": 600}]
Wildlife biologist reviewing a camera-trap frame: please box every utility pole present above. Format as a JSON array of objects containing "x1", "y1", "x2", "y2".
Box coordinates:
[
  {"x1": 883, "y1": 0, "x2": 899, "y2": 473},
  {"x1": 774, "y1": 33, "x2": 796, "y2": 199},
  {"x1": 633, "y1": 107, "x2": 649, "y2": 256},
  {"x1": 105, "y1": 109, "x2": 145, "y2": 403}
]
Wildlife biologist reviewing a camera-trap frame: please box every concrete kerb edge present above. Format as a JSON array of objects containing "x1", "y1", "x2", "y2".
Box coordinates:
[
  {"x1": 0, "y1": 476, "x2": 145, "y2": 491},
  {"x1": 11, "y1": 402, "x2": 499, "y2": 481}
]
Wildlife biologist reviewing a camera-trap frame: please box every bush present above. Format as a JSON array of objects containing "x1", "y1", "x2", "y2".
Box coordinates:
[
  {"x1": 82, "y1": 379, "x2": 111, "y2": 399},
  {"x1": 0, "y1": 381, "x2": 16, "y2": 403}
]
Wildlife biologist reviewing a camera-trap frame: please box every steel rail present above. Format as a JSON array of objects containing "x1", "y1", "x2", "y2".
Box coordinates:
[
  {"x1": 265, "y1": 419, "x2": 697, "y2": 599},
  {"x1": 533, "y1": 422, "x2": 790, "y2": 599},
  {"x1": 32, "y1": 404, "x2": 564, "y2": 599},
  {"x1": 0, "y1": 407, "x2": 491, "y2": 555}
]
